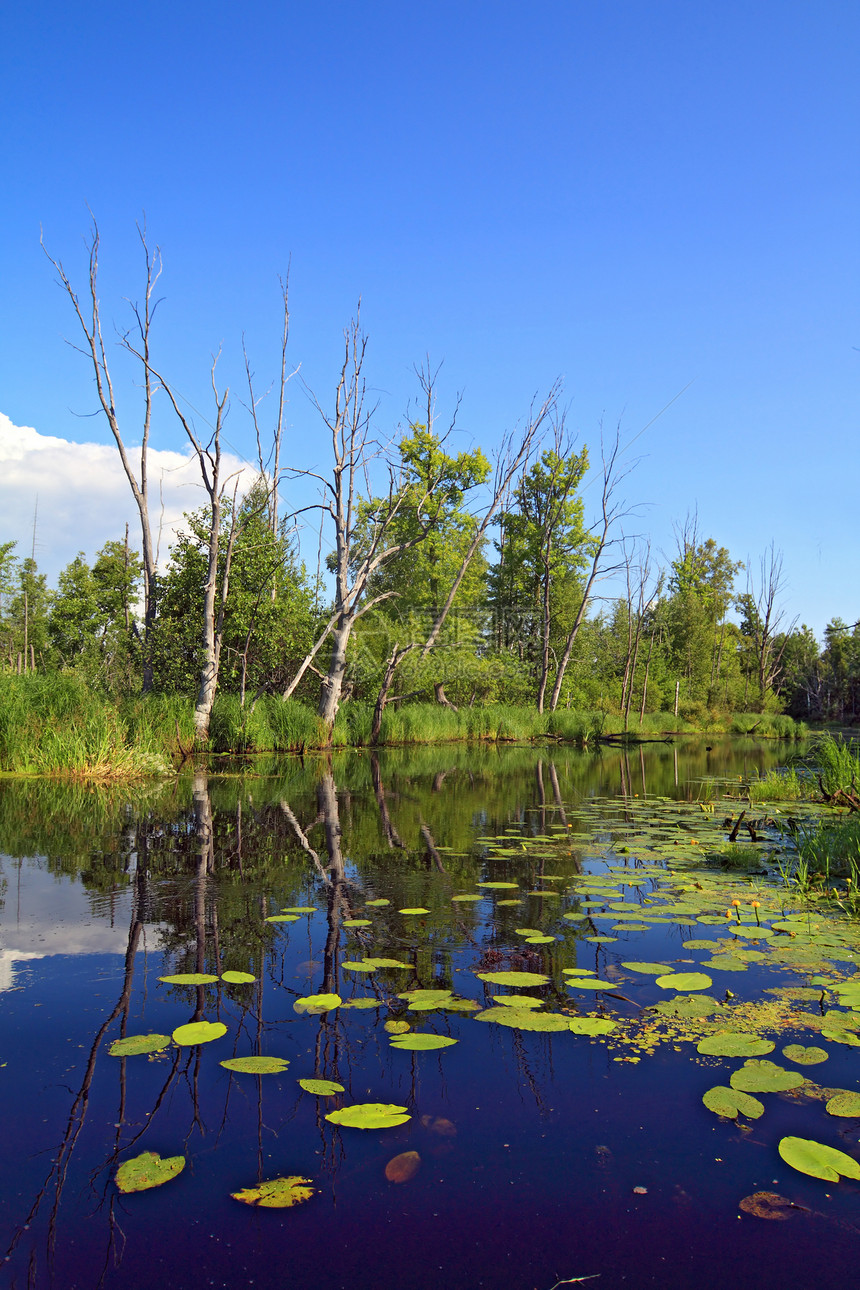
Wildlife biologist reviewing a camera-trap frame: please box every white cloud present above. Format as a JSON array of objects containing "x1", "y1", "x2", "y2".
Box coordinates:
[{"x1": 0, "y1": 413, "x2": 256, "y2": 582}]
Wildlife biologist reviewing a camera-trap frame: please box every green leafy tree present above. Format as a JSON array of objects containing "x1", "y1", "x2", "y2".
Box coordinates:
[{"x1": 4, "y1": 557, "x2": 51, "y2": 670}]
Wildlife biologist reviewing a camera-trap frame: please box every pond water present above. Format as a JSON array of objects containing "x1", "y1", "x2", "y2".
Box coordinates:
[{"x1": 2, "y1": 738, "x2": 860, "y2": 1290}]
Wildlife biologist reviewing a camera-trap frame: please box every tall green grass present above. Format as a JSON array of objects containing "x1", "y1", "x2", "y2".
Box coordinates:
[
  {"x1": 747, "y1": 767, "x2": 806, "y2": 803},
  {"x1": 805, "y1": 733, "x2": 860, "y2": 795}
]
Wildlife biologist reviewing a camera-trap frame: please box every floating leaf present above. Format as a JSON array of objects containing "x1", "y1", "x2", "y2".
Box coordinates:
[
  {"x1": 265, "y1": 914, "x2": 299, "y2": 922},
  {"x1": 782, "y1": 1045, "x2": 828, "y2": 1066},
  {"x1": 497, "y1": 899, "x2": 523, "y2": 906},
  {"x1": 655, "y1": 973, "x2": 713, "y2": 991},
  {"x1": 702, "y1": 1085, "x2": 765, "y2": 1119},
  {"x1": 681, "y1": 939, "x2": 724, "y2": 950},
  {"x1": 729, "y1": 926, "x2": 774, "y2": 940},
  {"x1": 477, "y1": 881, "x2": 519, "y2": 889},
  {"x1": 365, "y1": 899, "x2": 390, "y2": 906},
  {"x1": 339, "y1": 998, "x2": 379, "y2": 1010},
  {"x1": 385, "y1": 1150, "x2": 421, "y2": 1183},
  {"x1": 342, "y1": 961, "x2": 375, "y2": 973},
  {"x1": 398, "y1": 989, "x2": 453, "y2": 1006},
  {"x1": 172, "y1": 1021, "x2": 227, "y2": 1046},
  {"x1": 524, "y1": 935, "x2": 556, "y2": 944},
  {"x1": 281, "y1": 906, "x2": 317, "y2": 914},
  {"x1": 220, "y1": 1056, "x2": 289, "y2": 1074},
  {"x1": 730, "y1": 1060, "x2": 804, "y2": 1093},
  {"x1": 822, "y1": 1028, "x2": 860, "y2": 1047},
  {"x1": 221, "y1": 971, "x2": 256, "y2": 984},
  {"x1": 562, "y1": 913, "x2": 588, "y2": 921},
  {"x1": 325, "y1": 1102, "x2": 411, "y2": 1129},
  {"x1": 586, "y1": 936, "x2": 617, "y2": 944},
  {"x1": 652, "y1": 994, "x2": 722, "y2": 1018},
  {"x1": 390, "y1": 1034, "x2": 458, "y2": 1050},
  {"x1": 343, "y1": 918, "x2": 372, "y2": 927},
  {"x1": 109, "y1": 1034, "x2": 171, "y2": 1057},
  {"x1": 451, "y1": 894, "x2": 483, "y2": 902},
  {"x1": 493, "y1": 994, "x2": 543, "y2": 1009},
  {"x1": 562, "y1": 968, "x2": 596, "y2": 977},
  {"x1": 565, "y1": 978, "x2": 613, "y2": 990},
  {"x1": 159, "y1": 973, "x2": 219, "y2": 985},
  {"x1": 474, "y1": 971, "x2": 550, "y2": 987},
  {"x1": 475, "y1": 1008, "x2": 570, "y2": 1031},
  {"x1": 697, "y1": 1033, "x2": 775, "y2": 1057},
  {"x1": 739, "y1": 1191, "x2": 801, "y2": 1220},
  {"x1": 399, "y1": 908, "x2": 430, "y2": 915},
  {"x1": 778, "y1": 1136, "x2": 860, "y2": 1182},
  {"x1": 293, "y1": 993, "x2": 341, "y2": 1014},
  {"x1": 231, "y1": 1176, "x2": 315, "y2": 1208},
  {"x1": 298, "y1": 1078, "x2": 344, "y2": 1095},
  {"x1": 384, "y1": 1020, "x2": 411, "y2": 1034},
  {"x1": 826, "y1": 1091, "x2": 860, "y2": 1117},
  {"x1": 365, "y1": 958, "x2": 412, "y2": 969},
  {"x1": 621, "y1": 962, "x2": 670, "y2": 975},
  {"x1": 702, "y1": 955, "x2": 748, "y2": 972},
  {"x1": 116, "y1": 1151, "x2": 185, "y2": 1193},
  {"x1": 568, "y1": 1017, "x2": 617, "y2": 1036}
]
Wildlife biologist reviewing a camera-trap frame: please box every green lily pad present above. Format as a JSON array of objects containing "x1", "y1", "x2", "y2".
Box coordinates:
[
  {"x1": 231, "y1": 1176, "x2": 315, "y2": 1207},
  {"x1": 475, "y1": 1008, "x2": 570, "y2": 1031},
  {"x1": 568, "y1": 1017, "x2": 617, "y2": 1035},
  {"x1": 782, "y1": 1045, "x2": 828, "y2": 1065},
  {"x1": 477, "y1": 881, "x2": 520, "y2": 889},
  {"x1": 524, "y1": 935, "x2": 556, "y2": 944},
  {"x1": 562, "y1": 913, "x2": 588, "y2": 921},
  {"x1": 364, "y1": 958, "x2": 412, "y2": 969},
  {"x1": 265, "y1": 914, "x2": 299, "y2": 922},
  {"x1": 621, "y1": 962, "x2": 670, "y2": 975},
  {"x1": 681, "y1": 940, "x2": 724, "y2": 951},
  {"x1": 172, "y1": 1021, "x2": 227, "y2": 1046},
  {"x1": 325, "y1": 1102, "x2": 411, "y2": 1129},
  {"x1": 339, "y1": 998, "x2": 380, "y2": 1010},
  {"x1": 729, "y1": 926, "x2": 774, "y2": 940},
  {"x1": 116, "y1": 1151, "x2": 185, "y2": 1193},
  {"x1": 398, "y1": 908, "x2": 430, "y2": 915},
  {"x1": 342, "y1": 961, "x2": 376, "y2": 973},
  {"x1": 298, "y1": 1078, "x2": 345, "y2": 1095},
  {"x1": 452, "y1": 894, "x2": 483, "y2": 902},
  {"x1": 281, "y1": 906, "x2": 317, "y2": 914},
  {"x1": 159, "y1": 973, "x2": 219, "y2": 985},
  {"x1": 565, "y1": 978, "x2": 613, "y2": 990},
  {"x1": 652, "y1": 994, "x2": 723, "y2": 1018},
  {"x1": 702, "y1": 956, "x2": 748, "y2": 972},
  {"x1": 586, "y1": 936, "x2": 617, "y2": 944},
  {"x1": 821, "y1": 1028, "x2": 860, "y2": 1047},
  {"x1": 221, "y1": 971, "x2": 256, "y2": 984},
  {"x1": 730, "y1": 1060, "x2": 804, "y2": 1093},
  {"x1": 493, "y1": 994, "x2": 543, "y2": 1009},
  {"x1": 293, "y1": 993, "x2": 341, "y2": 1014},
  {"x1": 384, "y1": 1019, "x2": 411, "y2": 1033},
  {"x1": 397, "y1": 989, "x2": 453, "y2": 1005},
  {"x1": 343, "y1": 918, "x2": 372, "y2": 927},
  {"x1": 389, "y1": 1034, "x2": 458, "y2": 1050},
  {"x1": 778, "y1": 1136, "x2": 860, "y2": 1182},
  {"x1": 826, "y1": 1091, "x2": 860, "y2": 1117},
  {"x1": 497, "y1": 899, "x2": 523, "y2": 906},
  {"x1": 474, "y1": 971, "x2": 550, "y2": 987},
  {"x1": 108, "y1": 1034, "x2": 172, "y2": 1057},
  {"x1": 655, "y1": 973, "x2": 713, "y2": 991},
  {"x1": 562, "y1": 968, "x2": 596, "y2": 976},
  {"x1": 702, "y1": 1086, "x2": 765, "y2": 1119},
  {"x1": 365, "y1": 899, "x2": 390, "y2": 906},
  {"x1": 220, "y1": 1056, "x2": 290, "y2": 1074},
  {"x1": 697, "y1": 1033, "x2": 775, "y2": 1057},
  {"x1": 515, "y1": 928, "x2": 544, "y2": 937}
]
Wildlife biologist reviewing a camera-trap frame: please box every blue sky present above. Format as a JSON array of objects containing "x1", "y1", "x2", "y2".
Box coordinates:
[{"x1": 1, "y1": 1, "x2": 857, "y2": 637}]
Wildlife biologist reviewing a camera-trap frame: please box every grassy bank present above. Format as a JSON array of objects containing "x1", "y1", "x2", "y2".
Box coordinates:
[{"x1": 0, "y1": 674, "x2": 809, "y2": 777}]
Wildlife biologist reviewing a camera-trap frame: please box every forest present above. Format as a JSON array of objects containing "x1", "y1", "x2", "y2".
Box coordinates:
[{"x1": 0, "y1": 228, "x2": 855, "y2": 762}]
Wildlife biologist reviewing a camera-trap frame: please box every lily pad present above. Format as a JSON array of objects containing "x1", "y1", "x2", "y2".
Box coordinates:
[
  {"x1": 365, "y1": 958, "x2": 412, "y2": 969},
  {"x1": 231, "y1": 1176, "x2": 315, "y2": 1208},
  {"x1": 342, "y1": 961, "x2": 375, "y2": 973},
  {"x1": 116, "y1": 1151, "x2": 185, "y2": 1193},
  {"x1": 778, "y1": 1136, "x2": 860, "y2": 1182},
  {"x1": 365, "y1": 899, "x2": 390, "y2": 906},
  {"x1": 384, "y1": 1019, "x2": 411, "y2": 1034},
  {"x1": 477, "y1": 881, "x2": 520, "y2": 889},
  {"x1": 568, "y1": 1017, "x2": 618, "y2": 1036},
  {"x1": 398, "y1": 989, "x2": 453, "y2": 1005},
  {"x1": 655, "y1": 973, "x2": 713, "y2": 991},
  {"x1": 108, "y1": 1034, "x2": 172, "y2": 1057},
  {"x1": 565, "y1": 978, "x2": 613, "y2": 990},
  {"x1": 281, "y1": 906, "x2": 317, "y2": 914},
  {"x1": 220, "y1": 1056, "x2": 290, "y2": 1074},
  {"x1": 702, "y1": 1086, "x2": 765, "y2": 1119},
  {"x1": 343, "y1": 918, "x2": 372, "y2": 927},
  {"x1": 451, "y1": 894, "x2": 483, "y2": 902},
  {"x1": 221, "y1": 971, "x2": 256, "y2": 984},
  {"x1": 398, "y1": 908, "x2": 430, "y2": 915},
  {"x1": 265, "y1": 914, "x2": 299, "y2": 922},
  {"x1": 738, "y1": 1191, "x2": 802, "y2": 1221},
  {"x1": 697, "y1": 1033, "x2": 775, "y2": 1058},
  {"x1": 621, "y1": 962, "x2": 670, "y2": 975},
  {"x1": 652, "y1": 994, "x2": 723, "y2": 1018},
  {"x1": 298, "y1": 1078, "x2": 345, "y2": 1095},
  {"x1": 474, "y1": 971, "x2": 550, "y2": 987},
  {"x1": 339, "y1": 998, "x2": 380, "y2": 1010},
  {"x1": 325, "y1": 1102, "x2": 411, "y2": 1129},
  {"x1": 782, "y1": 1045, "x2": 828, "y2": 1065},
  {"x1": 730, "y1": 1060, "x2": 804, "y2": 1093},
  {"x1": 158, "y1": 973, "x2": 219, "y2": 985},
  {"x1": 825, "y1": 1091, "x2": 860, "y2": 1117},
  {"x1": 293, "y1": 993, "x2": 341, "y2": 1014},
  {"x1": 172, "y1": 1021, "x2": 227, "y2": 1046},
  {"x1": 494, "y1": 994, "x2": 543, "y2": 1009},
  {"x1": 389, "y1": 1034, "x2": 458, "y2": 1050},
  {"x1": 475, "y1": 1008, "x2": 570, "y2": 1031},
  {"x1": 385, "y1": 1150, "x2": 421, "y2": 1183}
]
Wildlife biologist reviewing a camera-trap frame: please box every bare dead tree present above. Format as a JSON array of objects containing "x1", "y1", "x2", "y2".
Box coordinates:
[
  {"x1": 42, "y1": 218, "x2": 161, "y2": 689},
  {"x1": 281, "y1": 317, "x2": 463, "y2": 733},
  {"x1": 739, "y1": 543, "x2": 797, "y2": 709},
  {"x1": 549, "y1": 428, "x2": 637, "y2": 712},
  {"x1": 242, "y1": 273, "x2": 298, "y2": 538}
]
